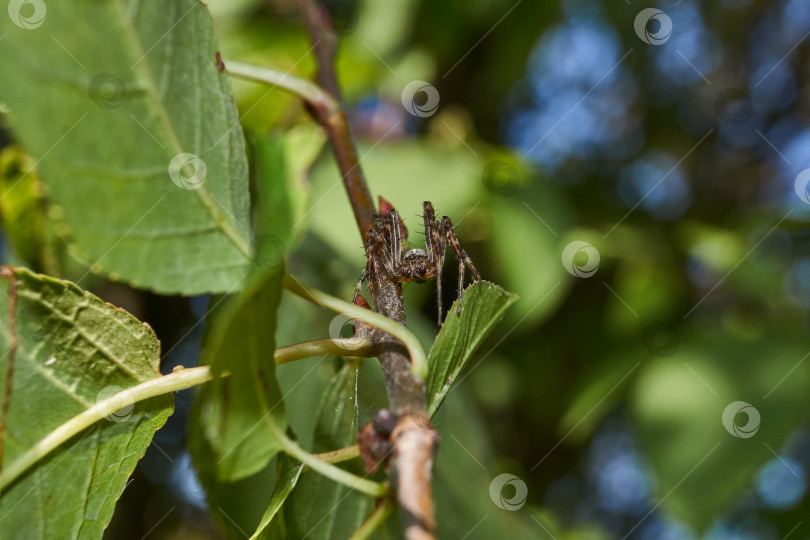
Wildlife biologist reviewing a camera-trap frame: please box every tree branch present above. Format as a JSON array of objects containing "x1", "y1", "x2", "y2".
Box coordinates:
[
  {"x1": 296, "y1": 0, "x2": 375, "y2": 237},
  {"x1": 295, "y1": 1, "x2": 439, "y2": 537}
]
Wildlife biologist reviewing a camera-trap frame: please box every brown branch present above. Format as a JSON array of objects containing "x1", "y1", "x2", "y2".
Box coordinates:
[
  {"x1": 0, "y1": 266, "x2": 18, "y2": 472},
  {"x1": 295, "y1": 1, "x2": 438, "y2": 538},
  {"x1": 297, "y1": 0, "x2": 375, "y2": 237}
]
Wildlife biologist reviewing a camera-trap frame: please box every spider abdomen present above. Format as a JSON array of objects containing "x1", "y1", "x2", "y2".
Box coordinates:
[{"x1": 401, "y1": 249, "x2": 436, "y2": 282}]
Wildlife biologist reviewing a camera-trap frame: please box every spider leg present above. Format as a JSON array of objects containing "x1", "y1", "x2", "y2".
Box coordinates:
[
  {"x1": 440, "y1": 215, "x2": 482, "y2": 315},
  {"x1": 457, "y1": 259, "x2": 465, "y2": 315},
  {"x1": 436, "y1": 259, "x2": 444, "y2": 325},
  {"x1": 389, "y1": 208, "x2": 404, "y2": 268},
  {"x1": 352, "y1": 267, "x2": 369, "y2": 305},
  {"x1": 422, "y1": 202, "x2": 437, "y2": 264},
  {"x1": 422, "y1": 202, "x2": 448, "y2": 324}
]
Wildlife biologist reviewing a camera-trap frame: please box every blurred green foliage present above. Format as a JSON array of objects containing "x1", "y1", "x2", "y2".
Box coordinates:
[{"x1": 2, "y1": 0, "x2": 809, "y2": 538}]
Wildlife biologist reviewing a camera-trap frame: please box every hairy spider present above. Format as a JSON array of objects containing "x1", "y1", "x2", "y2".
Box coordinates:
[{"x1": 353, "y1": 200, "x2": 482, "y2": 325}]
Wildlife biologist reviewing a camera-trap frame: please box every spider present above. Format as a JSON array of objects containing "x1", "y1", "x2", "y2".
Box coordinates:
[{"x1": 353, "y1": 200, "x2": 482, "y2": 325}]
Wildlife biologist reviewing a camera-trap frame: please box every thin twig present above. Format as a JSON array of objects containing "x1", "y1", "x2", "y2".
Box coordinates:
[
  {"x1": 225, "y1": 60, "x2": 340, "y2": 119},
  {"x1": 282, "y1": 275, "x2": 427, "y2": 378},
  {"x1": 275, "y1": 337, "x2": 372, "y2": 365},
  {"x1": 296, "y1": 0, "x2": 376, "y2": 237},
  {"x1": 348, "y1": 499, "x2": 395, "y2": 540},
  {"x1": 280, "y1": 436, "x2": 386, "y2": 497},
  {"x1": 313, "y1": 444, "x2": 360, "y2": 463},
  {"x1": 0, "y1": 365, "x2": 214, "y2": 492},
  {"x1": 0, "y1": 336, "x2": 376, "y2": 493}
]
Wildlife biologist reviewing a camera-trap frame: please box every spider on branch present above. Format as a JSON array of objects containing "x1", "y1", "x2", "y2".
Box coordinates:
[{"x1": 353, "y1": 199, "x2": 482, "y2": 325}]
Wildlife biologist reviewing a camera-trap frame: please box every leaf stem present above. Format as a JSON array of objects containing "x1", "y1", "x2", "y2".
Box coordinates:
[
  {"x1": 224, "y1": 60, "x2": 340, "y2": 119},
  {"x1": 282, "y1": 274, "x2": 428, "y2": 379},
  {"x1": 275, "y1": 338, "x2": 372, "y2": 365},
  {"x1": 0, "y1": 365, "x2": 214, "y2": 493},
  {"x1": 280, "y1": 436, "x2": 386, "y2": 498},
  {"x1": 349, "y1": 499, "x2": 394, "y2": 540},
  {"x1": 0, "y1": 334, "x2": 380, "y2": 493},
  {"x1": 313, "y1": 444, "x2": 360, "y2": 464}
]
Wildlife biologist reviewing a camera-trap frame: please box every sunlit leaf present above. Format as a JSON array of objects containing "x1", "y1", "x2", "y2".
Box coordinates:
[
  {"x1": 0, "y1": 267, "x2": 173, "y2": 537},
  {"x1": 426, "y1": 281, "x2": 518, "y2": 417},
  {"x1": 0, "y1": 0, "x2": 251, "y2": 294}
]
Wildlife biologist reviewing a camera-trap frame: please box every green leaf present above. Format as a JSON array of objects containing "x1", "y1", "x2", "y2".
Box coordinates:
[
  {"x1": 0, "y1": 267, "x2": 173, "y2": 536},
  {"x1": 0, "y1": 0, "x2": 251, "y2": 294},
  {"x1": 251, "y1": 452, "x2": 304, "y2": 540},
  {"x1": 284, "y1": 362, "x2": 373, "y2": 539},
  {"x1": 195, "y1": 265, "x2": 286, "y2": 481},
  {"x1": 426, "y1": 281, "x2": 518, "y2": 416}
]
